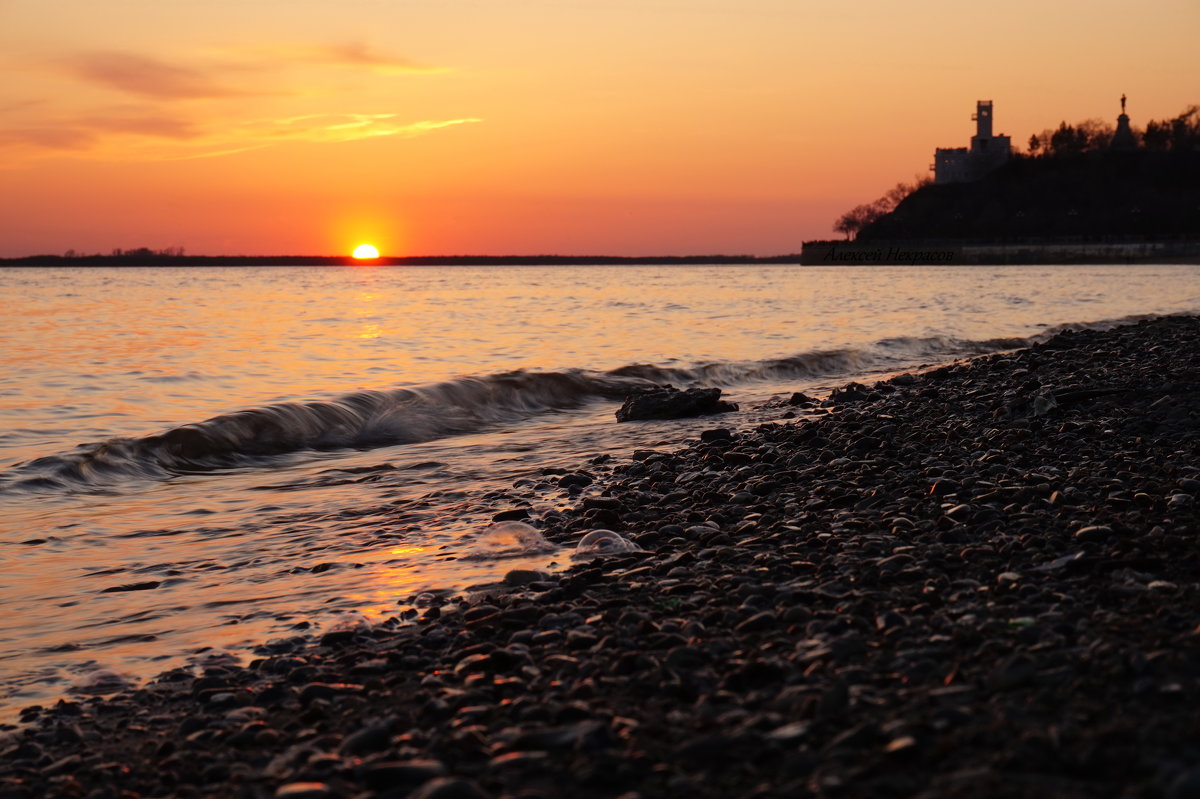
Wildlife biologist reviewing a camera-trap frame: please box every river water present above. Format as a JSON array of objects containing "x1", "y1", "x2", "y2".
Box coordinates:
[{"x1": 1, "y1": 263, "x2": 1197, "y2": 720}]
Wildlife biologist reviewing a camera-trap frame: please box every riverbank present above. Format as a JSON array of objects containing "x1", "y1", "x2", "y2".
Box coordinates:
[{"x1": 4, "y1": 315, "x2": 1200, "y2": 799}]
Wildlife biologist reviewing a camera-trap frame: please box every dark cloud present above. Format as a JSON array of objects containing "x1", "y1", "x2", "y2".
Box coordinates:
[
  {"x1": 0, "y1": 98, "x2": 49, "y2": 115},
  {"x1": 0, "y1": 107, "x2": 198, "y2": 161},
  {"x1": 84, "y1": 111, "x2": 200, "y2": 139},
  {"x1": 0, "y1": 127, "x2": 96, "y2": 151},
  {"x1": 63, "y1": 52, "x2": 247, "y2": 99}
]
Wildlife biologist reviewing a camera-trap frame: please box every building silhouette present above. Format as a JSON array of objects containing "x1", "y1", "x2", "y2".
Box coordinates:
[{"x1": 933, "y1": 100, "x2": 1012, "y2": 183}]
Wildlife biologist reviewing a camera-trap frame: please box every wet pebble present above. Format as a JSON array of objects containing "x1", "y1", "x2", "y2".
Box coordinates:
[
  {"x1": 408, "y1": 777, "x2": 491, "y2": 799},
  {"x1": 8, "y1": 316, "x2": 1200, "y2": 799},
  {"x1": 275, "y1": 784, "x2": 335, "y2": 799}
]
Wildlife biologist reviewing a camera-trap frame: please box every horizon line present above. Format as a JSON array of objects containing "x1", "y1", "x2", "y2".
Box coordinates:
[{"x1": 0, "y1": 253, "x2": 805, "y2": 264}]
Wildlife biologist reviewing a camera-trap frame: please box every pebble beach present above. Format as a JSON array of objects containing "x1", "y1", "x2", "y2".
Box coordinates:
[{"x1": 4, "y1": 314, "x2": 1200, "y2": 799}]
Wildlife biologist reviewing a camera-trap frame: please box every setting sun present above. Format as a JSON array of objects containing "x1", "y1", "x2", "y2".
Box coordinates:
[{"x1": 352, "y1": 244, "x2": 380, "y2": 259}]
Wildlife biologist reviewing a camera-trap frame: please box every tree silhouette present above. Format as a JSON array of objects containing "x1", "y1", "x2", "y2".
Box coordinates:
[
  {"x1": 1027, "y1": 119, "x2": 1114, "y2": 157},
  {"x1": 1143, "y1": 105, "x2": 1200, "y2": 151},
  {"x1": 832, "y1": 176, "x2": 931, "y2": 240},
  {"x1": 834, "y1": 204, "x2": 882, "y2": 240}
]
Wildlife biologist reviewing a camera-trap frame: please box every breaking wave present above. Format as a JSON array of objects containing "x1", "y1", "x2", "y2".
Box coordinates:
[{"x1": 0, "y1": 331, "x2": 1044, "y2": 492}]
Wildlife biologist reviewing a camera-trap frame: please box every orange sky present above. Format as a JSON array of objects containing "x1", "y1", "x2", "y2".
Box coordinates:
[{"x1": 1, "y1": 0, "x2": 1196, "y2": 257}]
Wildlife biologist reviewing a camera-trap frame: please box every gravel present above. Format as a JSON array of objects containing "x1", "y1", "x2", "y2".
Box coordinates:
[{"x1": 3, "y1": 315, "x2": 1200, "y2": 799}]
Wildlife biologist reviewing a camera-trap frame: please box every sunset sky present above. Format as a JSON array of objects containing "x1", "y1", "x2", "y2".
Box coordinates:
[{"x1": 1, "y1": 0, "x2": 1196, "y2": 257}]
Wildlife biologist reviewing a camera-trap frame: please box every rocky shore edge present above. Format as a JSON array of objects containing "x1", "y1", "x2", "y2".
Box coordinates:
[{"x1": 4, "y1": 315, "x2": 1200, "y2": 799}]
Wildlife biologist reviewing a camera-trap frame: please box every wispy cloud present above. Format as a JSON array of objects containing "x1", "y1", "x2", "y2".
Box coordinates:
[
  {"x1": 0, "y1": 109, "x2": 481, "y2": 165},
  {"x1": 0, "y1": 107, "x2": 200, "y2": 154},
  {"x1": 61, "y1": 52, "x2": 250, "y2": 100},
  {"x1": 256, "y1": 113, "x2": 480, "y2": 144},
  {"x1": 297, "y1": 42, "x2": 446, "y2": 74},
  {"x1": 164, "y1": 114, "x2": 482, "y2": 158},
  {"x1": 172, "y1": 115, "x2": 483, "y2": 160},
  {"x1": 1, "y1": 43, "x2": 473, "y2": 166}
]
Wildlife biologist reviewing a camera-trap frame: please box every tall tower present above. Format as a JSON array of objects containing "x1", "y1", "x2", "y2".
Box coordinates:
[
  {"x1": 969, "y1": 100, "x2": 1008, "y2": 167},
  {"x1": 973, "y1": 101, "x2": 994, "y2": 139},
  {"x1": 934, "y1": 100, "x2": 1010, "y2": 183},
  {"x1": 1111, "y1": 94, "x2": 1137, "y2": 151}
]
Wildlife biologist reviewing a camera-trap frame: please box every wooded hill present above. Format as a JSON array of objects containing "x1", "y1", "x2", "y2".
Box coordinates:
[{"x1": 858, "y1": 149, "x2": 1200, "y2": 241}]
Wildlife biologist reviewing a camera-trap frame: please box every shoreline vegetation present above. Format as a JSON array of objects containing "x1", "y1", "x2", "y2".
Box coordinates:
[
  {"x1": 4, "y1": 315, "x2": 1200, "y2": 798},
  {"x1": 810, "y1": 104, "x2": 1200, "y2": 265}
]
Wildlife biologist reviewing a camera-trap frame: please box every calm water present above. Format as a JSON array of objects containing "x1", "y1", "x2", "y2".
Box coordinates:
[{"x1": 1, "y1": 263, "x2": 1197, "y2": 719}]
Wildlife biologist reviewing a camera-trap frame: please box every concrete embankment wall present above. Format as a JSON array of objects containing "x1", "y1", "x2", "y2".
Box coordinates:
[{"x1": 800, "y1": 240, "x2": 1200, "y2": 266}]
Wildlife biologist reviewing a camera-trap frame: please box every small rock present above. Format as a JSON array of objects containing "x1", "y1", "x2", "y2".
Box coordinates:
[
  {"x1": 503, "y1": 569, "x2": 552, "y2": 586},
  {"x1": 884, "y1": 736, "x2": 918, "y2": 755},
  {"x1": 361, "y1": 760, "x2": 447, "y2": 791},
  {"x1": 298, "y1": 682, "x2": 361, "y2": 704},
  {"x1": 930, "y1": 480, "x2": 960, "y2": 497},
  {"x1": 509, "y1": 720, "x2": 611, "y2": 751},
  {"x1": 340, "y1": 722, "x2": 392, "y2": 755},
  {"x1": 581, "y1": 496, "x2": 623, "y2": 511},
  {"x1": 615, "y1": 386, "x2": 737, "y2": 422},
  {"x1": 45, "y1": 754, "x2": 82, "y2": 775},
  {"x1": 765, "y1": 721, "x2": 810, "y2": 743},
  {"x1": 408, "y1": 777, "x2": 492, "y2": 799},
  {"x1": 735, "y1": 610, "x2": 777, "y2": 633},
  {"x1": 1074, "y1": 525, "x2": 1112, "y2": 543},
  {"x1": 274, "y1": 784, "x2": 334, "y2": 799},
  {"x1": 991, "y1": 654, "x2": 1037, "y2": 690},
  {"x1": 100, "y1": 581, "x2": 161, "y2": 593},
  {"x1": 826, "y1": 382, "x2": 869, "y2": 405},
  {"x1": 559, "y1": 472, "x2": 594, "y2": 488},
  {"x1": 944, "y1": 503, "x2": 972, "y2": 521}
]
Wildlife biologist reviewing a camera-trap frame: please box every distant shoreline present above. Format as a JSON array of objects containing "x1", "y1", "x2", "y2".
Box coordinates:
[
  {"x1": 5, "y1": 240, "x2": 1199, "y2": 267},
  {"x1": 0, "y1": 254, "x2": 803, "y2": 267}
]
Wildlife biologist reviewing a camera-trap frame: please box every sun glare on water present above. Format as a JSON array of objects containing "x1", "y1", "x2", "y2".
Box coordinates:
[{"x1": 352, "y1": 244, "x2": 380, "y2": 259}]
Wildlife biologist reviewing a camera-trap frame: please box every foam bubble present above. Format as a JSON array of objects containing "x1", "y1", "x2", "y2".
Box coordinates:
[
  {"x1": 186, "y1": 648, "x2": 241, "y2": 668},
  {"x1": 326, "y1": 612, "x2": 372, "y2": 635},
  {"x1": 467, "y1": 521, "x2": 558, "y2": 559},
  {"x1": 573, "y1": 529, "x2": 638, "y2": 559},
  {"x1": 70, "y1": 667, "x2": 133, "y2": 695},
  {"x1": 411, "y1": 588, "x2": 455, "y2": 607}
]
